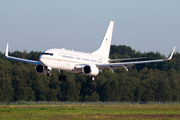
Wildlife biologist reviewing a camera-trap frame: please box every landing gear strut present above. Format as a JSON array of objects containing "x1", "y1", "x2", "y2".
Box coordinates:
[
  {"x1": 86, "y1": 76, "x2": 94, "y2": 82},
  {"x1": 59, "y1": 71, "x2": 67, "y2": 81},
  {"x1": 47, "y1": 70, "x2": 51, "y2": 76}
]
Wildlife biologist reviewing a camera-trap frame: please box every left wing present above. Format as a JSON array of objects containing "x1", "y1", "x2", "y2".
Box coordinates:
[
  {"x1": 98, "y1": 47, "x2": 176, "y2": 72},
  {"x1": 5, "y1": 43, "x2": 41, "y2": 64},
  {"x1": 109, "y1": 57, "x2": 146, "y2": 62}
]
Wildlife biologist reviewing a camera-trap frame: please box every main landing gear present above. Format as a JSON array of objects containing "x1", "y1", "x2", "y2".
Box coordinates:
[
  {"x1": 48, "y1": 70, "x2": 94, "y2": 82},
  {"x1": 86, "y1": 76, "x2": 94, "y2": 82},
  {"x1": 59, "y1": 71, "x2": 67, "y2": 81}
]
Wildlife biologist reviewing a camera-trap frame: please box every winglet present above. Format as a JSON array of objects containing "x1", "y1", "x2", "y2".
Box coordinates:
[
  {"x1": 5, "y1": 43, "x2": 9, "y2": 57},
  {"x1": 167, "y1": 46, "x2": 176, "y2": 60}
]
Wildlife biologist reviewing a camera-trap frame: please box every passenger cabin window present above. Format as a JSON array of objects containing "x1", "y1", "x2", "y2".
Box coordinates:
[
  {"x1": 91, "y1": 60, "x2": 97, "y2": 63},
  {"x1": 42, "y1": 53, "x2": 53, "y2": 56},
  {"x1": 76, "y1": 57, "x2": 80, "y2": 60},
  {"x1": 98, "y1": 61, "x2": 102, "y2": 63},
  {"x1": 82, "y1": 58, "x2": 89, "y2": 61},
  {"x1": 62, "y1": 55, "x2": 74, "y2": 59}
]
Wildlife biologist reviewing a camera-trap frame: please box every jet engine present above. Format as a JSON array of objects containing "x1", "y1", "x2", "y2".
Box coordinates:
[
  {"x1": 35, "y1": 65, "x2": 49, "y2": 75},
  {"x1": 82, "y1": 65, "x2": 99, "y2": 76}
]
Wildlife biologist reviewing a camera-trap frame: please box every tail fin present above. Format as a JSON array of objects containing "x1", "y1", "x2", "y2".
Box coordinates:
[{"x1": 92, "y1": 21, "x2": 114, "y2": 58}]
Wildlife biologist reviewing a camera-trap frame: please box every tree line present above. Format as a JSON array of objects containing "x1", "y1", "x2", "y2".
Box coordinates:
[{"x1": 0, "y1": 45, "x2": 180, "y2": 102}]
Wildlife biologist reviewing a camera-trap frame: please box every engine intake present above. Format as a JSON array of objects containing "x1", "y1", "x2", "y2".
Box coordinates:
[
  {"x1": 83, "y1": 66, "x2": 91, "y2": 74},
  {"x1": 35, "y1": 65, "x2": 49, "y2": 75},
  {"x1": 36, "y1": 65, "x2": 44, "y2": 73},
  {"x1": 83, "y1": 65, "x2": 99, "y2": 76}
]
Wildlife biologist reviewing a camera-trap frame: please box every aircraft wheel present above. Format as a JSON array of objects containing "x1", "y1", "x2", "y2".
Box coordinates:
[
  {"x1": 59, "y1": 75, "x2": 63, "y2": 81},
  {"x1": 63, "y1": 75, "x2": 67, "y2": 81},
  {"x1": 86, "y1": 76, "x2": 90, "y2": 82},
  {"x1": 86, "y1": 76, "x2": 94, "y2": 82},
  {"x1": 90, "y1": 76, "x2": 94, "y2": 82},
  {"x1": 47, "y1": 71, "x2": 51, "y2": 76}
]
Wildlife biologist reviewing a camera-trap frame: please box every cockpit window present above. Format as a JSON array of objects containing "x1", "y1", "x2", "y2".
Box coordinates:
[{"x1": 42, "y1": 53, "x2": 53, "y2": 56}]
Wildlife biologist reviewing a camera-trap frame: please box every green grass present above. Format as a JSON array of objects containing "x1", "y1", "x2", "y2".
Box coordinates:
[{"x1": 0, "y1": 105, "x2": 180, "y2": 120}]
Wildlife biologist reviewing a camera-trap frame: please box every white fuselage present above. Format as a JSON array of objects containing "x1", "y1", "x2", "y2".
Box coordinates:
[{"x1": 39, "y1": 48, "x2": 109, "y2": 73}]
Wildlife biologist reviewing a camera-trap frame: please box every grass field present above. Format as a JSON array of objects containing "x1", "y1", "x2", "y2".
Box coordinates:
[{"x1": 0, "y1": 105, "x2": 180, "y2": 120}]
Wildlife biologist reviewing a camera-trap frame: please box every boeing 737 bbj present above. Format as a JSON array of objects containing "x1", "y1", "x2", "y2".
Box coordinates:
[{"x1": 5, "y1": 21, "x2": 176, "y2": 82}]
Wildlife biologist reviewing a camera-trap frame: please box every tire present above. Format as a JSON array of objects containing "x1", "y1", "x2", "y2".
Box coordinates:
[
  {"x1": 63, "y1": 75, "x2": 67, "y2": 81},
  {"x1": 90, "y1": 76, "x2": 94, "y2": 82},
  {"x1": 86, "y1": 76, "x2": 90, "y2": 82},
  {"x1": 59, "y1": 75, "x2": 63, "y2": 81}
]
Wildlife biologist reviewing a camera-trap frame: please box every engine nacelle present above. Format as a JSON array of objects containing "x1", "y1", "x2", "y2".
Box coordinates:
[
  {"x1": 82, "y1": 65, "x2": 99, "y2": 76},
  {"x1": 35, "y1": 65, "x2": 49, "y2": 75}
]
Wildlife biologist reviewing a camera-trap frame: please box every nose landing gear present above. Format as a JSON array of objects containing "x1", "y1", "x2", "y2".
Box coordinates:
[{"x1": 47, "y1": 70, "x2": 51, "y2": 76}]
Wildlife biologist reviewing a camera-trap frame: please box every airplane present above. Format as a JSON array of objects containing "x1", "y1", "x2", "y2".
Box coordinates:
[{"x1": 5, "y1": 21, "x2": 176, "y2": 82}]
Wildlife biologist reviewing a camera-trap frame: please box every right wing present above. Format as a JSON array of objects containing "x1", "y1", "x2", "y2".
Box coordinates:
[{"x1": 5, "y1": 43, "x2": 41, "y2": 64}]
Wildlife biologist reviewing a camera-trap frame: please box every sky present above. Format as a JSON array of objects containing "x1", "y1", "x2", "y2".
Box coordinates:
[{"x1": 0, "y1": 0, "x2": 180, "y2": 57}]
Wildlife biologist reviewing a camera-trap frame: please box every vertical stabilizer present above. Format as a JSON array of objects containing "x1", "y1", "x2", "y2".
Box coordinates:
[{"x1": 92, "y1": 21, "x2": 114, "y2": 58}]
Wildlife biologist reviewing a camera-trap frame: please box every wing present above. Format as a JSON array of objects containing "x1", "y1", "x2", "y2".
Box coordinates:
[
  {"x1": 109, "y1": 57, "x2": 146, "y2": 62},
  {"x1": 5, "y1": 43, "x2": 41, "y2": 64},
  {"x1": 98, "y1": 47, "x2": 176, "y2": 72}
]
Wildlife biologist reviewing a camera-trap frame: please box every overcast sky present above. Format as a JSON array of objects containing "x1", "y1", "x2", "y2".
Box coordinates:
[{"x1": 0, "y1": 0, "x2": 180, "y2": 57}]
